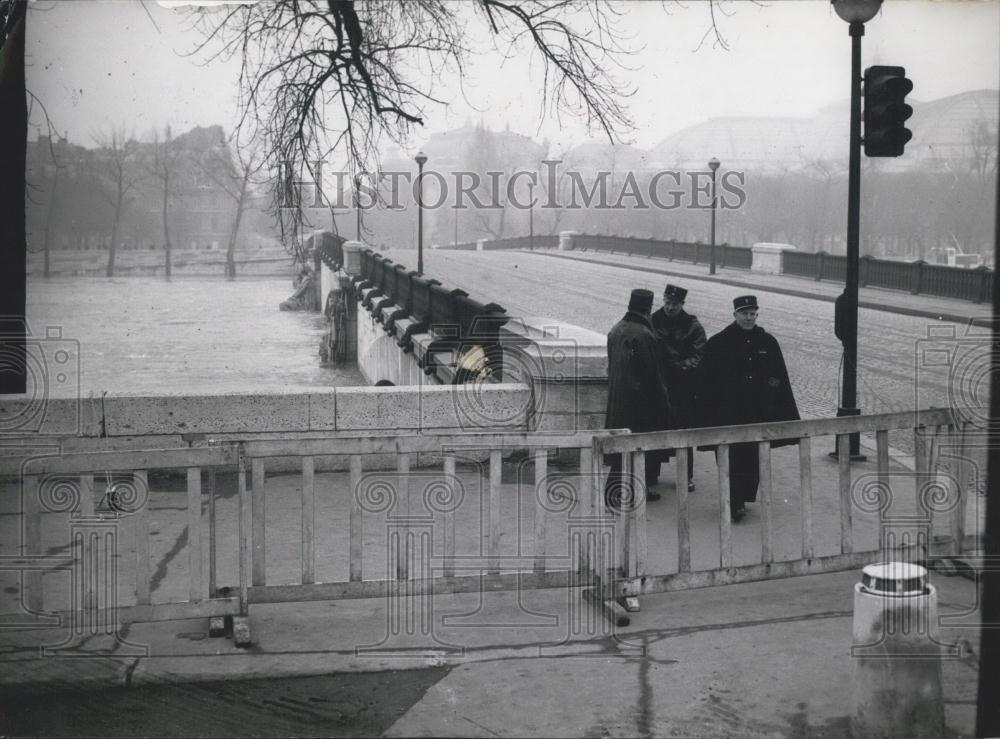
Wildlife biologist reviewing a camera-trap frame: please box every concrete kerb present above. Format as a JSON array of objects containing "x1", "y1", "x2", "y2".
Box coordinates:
[{"x1": 528, "y1": 249, "x2": 992, "y2": 329}]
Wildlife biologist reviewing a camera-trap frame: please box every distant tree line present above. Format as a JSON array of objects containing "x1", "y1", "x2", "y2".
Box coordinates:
[
  {"x1": 343, "y1": 120, "x2": 997, "y2": 265},
  {"x1": 25, "y1": 125, "x2": 277, "y2": 278}
]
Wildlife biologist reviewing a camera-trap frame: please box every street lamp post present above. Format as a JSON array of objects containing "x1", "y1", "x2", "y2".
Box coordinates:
[
  {"x1": 708, "y1": 157, "x2": 720, "y2": 275},
  {"x1": 415, "y1": 151, "x2": 427, "y2": 275},
  {"x1": 832, "y1": 0, "x2": 881, "y2": 457},
  {"x1": 529, "y1": 179, "x2": 535, "y2": 250},
  {"x1": 354, "y1": 175, "x2": 362, "y2": 242}
]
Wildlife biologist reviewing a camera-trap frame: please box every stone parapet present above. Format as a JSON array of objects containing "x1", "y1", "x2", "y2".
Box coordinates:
[
  {"x1": 499, "y1": 316, "x2": 607, "y2": 432},
  {"x1": 0, "y1": 385, "x2": 530, "y2": 440},
  {"x1": 341, "y1": 241, "x2": 364, "y2": 275},
  {"x1": 356, "y1": 305, "x2": 423, "y2": 386},
  {"x1": 500, "y1": 317, "x2": 607, "y2": 380}
]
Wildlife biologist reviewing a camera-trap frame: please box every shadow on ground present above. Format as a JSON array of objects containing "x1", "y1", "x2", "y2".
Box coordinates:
[{"x1": 0, "y1": 667, "x2": 450, "y2": 738}]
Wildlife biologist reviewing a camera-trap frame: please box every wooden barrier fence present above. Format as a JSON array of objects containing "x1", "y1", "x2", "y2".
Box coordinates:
[
  {"x1": 5, "y1": 446, "x2": 242, "y2": 644},
  {"x1": 591, "y1": 408, "x2": 975, "y2": 607},
  {"x1": 2, "y1": 407, "x2": 978, "y2": 645}
]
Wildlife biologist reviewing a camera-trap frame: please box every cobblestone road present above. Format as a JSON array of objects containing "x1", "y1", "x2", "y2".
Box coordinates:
[
  {"x1": 405, "y1": 248, "x2": 969, "y2": 421},
  {"x1": 387, "y1": 248, "x2": 993, "y2": 463}
]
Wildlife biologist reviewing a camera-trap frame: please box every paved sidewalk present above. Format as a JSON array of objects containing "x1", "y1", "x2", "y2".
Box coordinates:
[
  {"x1": 530, "y1": 248, "x2": 992, "y2": 328},
  {"x1": 0, "y1": 571, "x2": 982, "y2": 737}
]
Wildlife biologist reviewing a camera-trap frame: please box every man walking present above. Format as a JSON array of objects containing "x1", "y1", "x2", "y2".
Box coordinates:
[
  {"x1": 650, "y1": 283, "x2": 706, "y2": 492},
  {"x1": 700, "y1": 295, "x2": 799, "y2": 521},
  {"x1": 604, "y1": 288, "x2": 672, "y2": 508}
]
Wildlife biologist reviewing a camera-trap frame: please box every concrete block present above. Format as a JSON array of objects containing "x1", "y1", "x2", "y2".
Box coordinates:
[
  {"x1": 578, "y1": 412, "x2": 608, "y2": 430},
  {"x1": 751, "y1": 242, "x2": 796, "y2": 274},
  {"x1": 530, "y1": 409, "x2": 580, "y2": 433},
  {"x1": 0, "y1": 394, "x2": 102, "y2": 437},
  {"x1": 419, "y1": 384, "x2": 531, "y2": 431},
  {"x1": 342, "y1": 241, "x2": 364, "y2": 275},
  {"x1": 102, "y1": 392, "x2": 313, "y2": 436},
  {"x1": 558, "y1": 231, "x2": 578, "y2": 251},
  {"x1": 307, "y1": 392, "x2": 338, "y2": 431},
  {"x1": 501, "y1": 317, "x2": 607, "y2": 379},
  {"x1": 574, "y1": 382, "x2": 609, "y2": 415},
  {"x1": 375, "y1": 302, "x2": 403, "y2": 326},
  {"x1": 336, "y1": 386, "x2": 424, "y2": 431}
]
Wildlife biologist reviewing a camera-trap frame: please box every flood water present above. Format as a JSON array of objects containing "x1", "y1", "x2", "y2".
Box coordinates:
[{"x1": 24, "y1": 276, "x2": 364, "y2": 397}]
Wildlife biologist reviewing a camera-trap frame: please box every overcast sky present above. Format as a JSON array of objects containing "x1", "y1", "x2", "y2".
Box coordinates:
[{"x1": 25, "y1": 0, "x2": 1000, "y2": 154}]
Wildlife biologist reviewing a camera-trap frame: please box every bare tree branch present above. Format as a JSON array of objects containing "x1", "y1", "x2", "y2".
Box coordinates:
[{"x1": 188, "y1": 0, "x2": 649, "y2": 252}]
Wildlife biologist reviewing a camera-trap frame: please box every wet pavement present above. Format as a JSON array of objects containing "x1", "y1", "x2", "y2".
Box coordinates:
[
  {"x1": 0, "y1": 570, "x2": 981, "y2": 737},
  {"x1": 0, "y1": 669, "x2": 449, "y2": 737}
]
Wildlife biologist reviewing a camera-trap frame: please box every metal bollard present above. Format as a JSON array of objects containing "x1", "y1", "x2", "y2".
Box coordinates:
[{"x1": 851, "y1": 562, "x2": 944, "y2": 738}]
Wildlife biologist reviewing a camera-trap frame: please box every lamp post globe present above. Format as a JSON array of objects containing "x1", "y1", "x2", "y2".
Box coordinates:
[
  {"x1": 415, "y1": 151, "x2": 427, "y2": 275},
  {"x1": 832, "y1": 0, "x2": 882, "y2": 24}
]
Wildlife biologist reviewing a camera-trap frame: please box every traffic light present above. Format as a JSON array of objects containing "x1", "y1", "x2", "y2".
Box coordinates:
[{"x1": 863, "y1": 65, "x2": 913, "y2": 157}]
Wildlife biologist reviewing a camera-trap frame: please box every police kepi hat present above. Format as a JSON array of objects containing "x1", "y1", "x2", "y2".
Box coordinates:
[
  {"x1": 733, "y1": 294, "x2": 758, "y2": 312},
  {"x1": 628, "y1": 288, "x2": 654, "y2": 313},
  {"x1": 664, "y1": 284, "x2": 687, "y2": 303}
]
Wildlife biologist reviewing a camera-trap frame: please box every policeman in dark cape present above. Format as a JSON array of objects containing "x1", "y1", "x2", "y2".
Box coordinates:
[
  {"x1": 700, "y1": 295, "x2": 799, "y2": 521},
  {"x1": 604, "y1": 288, "x2": 672, "y2": 507},
  {"x1": 650, "y1": 283, "x2": 707, "y2": 492}
]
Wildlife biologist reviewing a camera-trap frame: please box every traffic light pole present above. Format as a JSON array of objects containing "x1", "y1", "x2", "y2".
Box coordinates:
[{"x1": 838, "y1": 20, "x2": 865, "y2": 458}]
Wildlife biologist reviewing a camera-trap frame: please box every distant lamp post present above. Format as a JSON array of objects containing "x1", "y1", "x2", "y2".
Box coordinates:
[
  {"x1": 529, "y1": 179, "x2": 535, "y2": 251},
  {"x1": 415, "y1": 151, "x2": 427, "y2": 275},
  {"x1": 832, "y1": 0, "x2": 881, "y2": 458},
  {"x1": 354, "y1": 175, "x2": 362, "y2": 242},
  {"x1": 708, "y1": 157, "x2": 720, "y2": 275}
]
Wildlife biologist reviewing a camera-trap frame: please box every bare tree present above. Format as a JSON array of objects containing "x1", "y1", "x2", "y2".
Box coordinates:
[
  {"x1": 92, "y1": 128, "x2": 140, "y2": 277},
  {"x1": 190, "y1": 0, "x2": 641, "y2": 249},
  {"x1": 40, "y1": 150, "x2": 60, "y2": 277},
  {"x1": 968, "y1": 119, "x2": 999, "y2": 188},
  {"x1": 195, "y1": 138, "x2": 264, "y2": 279},
  {"x1": 147, "y1": 126, "x2": 179, "y2": 279}
]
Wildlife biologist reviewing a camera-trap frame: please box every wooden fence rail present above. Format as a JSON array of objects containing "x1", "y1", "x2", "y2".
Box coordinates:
[
  {"x1": 591, "y1": 407, "x2": 974, "y2": 605},
  {"x1": 2, "y1": 407, "x2": 979, "y2": 645}
]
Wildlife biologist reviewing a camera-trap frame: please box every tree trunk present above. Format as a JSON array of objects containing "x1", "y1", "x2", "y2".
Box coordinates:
[
  {"x1": 226, "y1": 177, "x2": 249, "y2": 280},
  {"x1": 107, "y1": 202, "x2": 121, "y2": 278},
  {"x1": 226, "y1": 208, "x2": 243, "y2": 280}
]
